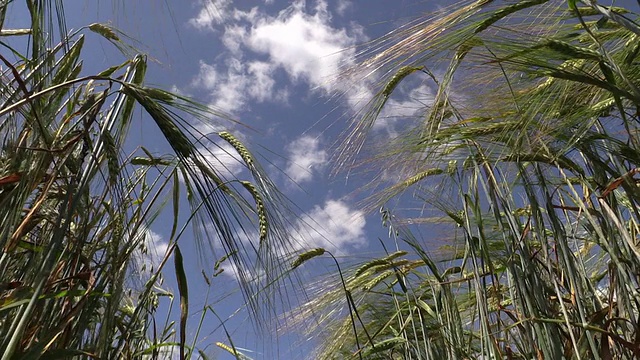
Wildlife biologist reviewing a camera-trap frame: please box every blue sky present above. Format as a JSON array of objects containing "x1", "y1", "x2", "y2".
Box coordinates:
[{"x1": 13, "y1": 0, "x2": 449, "y2": 358}]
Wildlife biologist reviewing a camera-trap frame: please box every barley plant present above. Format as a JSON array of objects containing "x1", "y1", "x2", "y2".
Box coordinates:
[
  {"x1": 0, "y1": 1, "x2": 297, "y2": 358},
  {"x1": 292, "y1": 0, "x2": 640, "y2": 359}
]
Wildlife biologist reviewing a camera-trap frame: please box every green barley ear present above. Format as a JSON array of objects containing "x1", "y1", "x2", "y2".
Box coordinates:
[
  {"x1": 88, "y1": 23, "x2": 119, "y2": 41},
  {"x1": 145, "y1": 87, "x2": 175, "y2": 102},
  {"x1": 219, "y1": 131, "x2": 254, "y2": 168},
  {"x1": 354, "y1": 251, "x2": 408, "y2": 277},
  {"x1": 367, "y1": 259, "x2": 410, "y2": 274},
  {"x1": 362, "y1": 269, "x2": 394, "y2": 291},
  {"x1": 240, "y1": 181, "x2": 268, "y2": 244},
  {"x1": 291, "y1": 248, "x2": 326, "y2": 270},
  {"x1": 475, "y1": 0, "x2": 548, "y2": 34},
  {"x1": 122, "y1": 85, "x2": 194, "y2": 158},
  {"x1": 382, "y1": 66, "x2": 424, "y2": 97},
  {"x1": 0, "y1": 29, "x2": 31, "y2": 36},
  {"x1": 401, "y1": 169, "x2": 443, "y2": 188},
  {"x1": 216, "y1": 342, "x2": 252, "y2": 360},
  {"x1": 130, "y1": 156, "x2": 172, "y2": 166}
]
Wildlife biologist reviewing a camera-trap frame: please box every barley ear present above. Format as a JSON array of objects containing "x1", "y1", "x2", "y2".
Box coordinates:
[
  {"x1": 241, "y1": 181, "x2": 268, "y2": 244},
  {"x1": 354, "y1": 250, "x2": 408, "y2": 277},
  {"x1": 291, "y1": 248, "x2": 326, "y2": 269},
  {"x1": 219, "y1": 131, "x2": 254, "y2": 168},
  {"x1": 216, "y1": 342, "x2": 251, "y2": 360},
  {"x1": 382, "y1": 66, "x2": 424, "y2": 97},
  {"x1": 88, "y1": 23, "x2": 119, "y2": 41}
]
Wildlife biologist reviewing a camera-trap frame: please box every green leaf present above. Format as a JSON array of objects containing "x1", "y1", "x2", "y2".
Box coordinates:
[{"x1": 174, "y1": 245, "x2": 189, "y2": 359}]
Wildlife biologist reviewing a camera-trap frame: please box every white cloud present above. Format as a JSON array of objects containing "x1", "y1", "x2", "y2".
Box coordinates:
[
  {"x1": 193, "y1": 60, "x2": 218, "y2": 89},
  {"x1": 189, "y1": 0, "x2": 233, "y2": 30},
  {"x1": 245, "y1": 0, "x2": 362, "y2": 94},
  {"x1": 221, "y1": 24, "x2": 248, "y2": 55},
  {"x1": 294, "y1": 199, "x2": 366, "y2": 254},
  {"x1": 285, "y1": 135, "x2": 327, "y2": 183},
  {"x1": 194, "y1": 57, "x2": 287, "y2": 113},
  {"x1": 189, "y1": 0, "x2": 367, "y2": 113},
  {"x1": 247, "y1": 61, "x2": 278, "y2": 102},
  {"x1": 336, "y1": 0, "x2": 353, "y2": 15}
]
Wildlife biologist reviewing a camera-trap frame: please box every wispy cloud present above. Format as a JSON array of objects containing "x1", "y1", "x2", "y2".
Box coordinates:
[
  {"x1": 294, "y1": 199, "x2": 366, "y2": 254},
  {"x1": 136, "y1": 228, "x2": 169, "y2": 274},
  {"x1": 336, "y1": 0, "x2": 353, "y2": 16},
  {"x1": 285, "y1": 135, "x2": 327, "y2": 184},
  {"x1": 189, "y1": 0, "x2": 233, "y2": 30}
]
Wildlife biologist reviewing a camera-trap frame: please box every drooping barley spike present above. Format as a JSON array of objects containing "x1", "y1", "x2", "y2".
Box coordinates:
[
  {"x1": 155, "y1": 114, "x2": 193, "y2": 158},
  {"x1": 362, "y1": 269, "x2": 394, "y2": 291},
  {"x1": 130, "y1": 156, "x2": 171, "y2": 166},
  {"x1": 291, "y1": 248, "x2": 325, "y2": 270},
  {"x1": 122, "y1": 85, "x2": 194, "y2": 158},
  {"x1": 219, "y1": 131, "x2": 254, "y2": 168},
  {"x1": 88, "y1": 23, "x2": 119, "y2": 41},
  {"x1": 368, "y1": 259, "x2": 410, "y2": 274},
  {"x1": 401, "y1": 169, "x2": 443, "y2": 189},
  {"x1": 355, "y1": 259, "x2": 388, "y2": 277},
  {"x1": 590, "y1": 97, "x2": 615, "y2": 115},
  {"x1": 382, "y1": 66, "x2": 424, "y2": 98},
  {"x1": 146, "y1": 87, "x2": 175, "y2": 102},
  {"x1": 216, "y1": 342, "x2": 251, "y2": 360},
  {"x1": 354, "y1": 251, "x2": 408, "y2": 277},
  {"x1": 241, "y1": 181, "x2": 268, "y2": 244}
]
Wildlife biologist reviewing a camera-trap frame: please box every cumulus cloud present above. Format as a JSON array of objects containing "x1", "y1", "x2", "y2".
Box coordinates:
[
  {"x1": 244, "y1": 2, "x2": 361, "y2": 93},
  {"x1": 285, "y1": 135, "x2": 327, "y2": 183},
  {"x1": 189, "y1": 0, "x2": 367, "y2": 114},
  {"x1": 194, "y1": 57, "x2": 288, "y2": 113}
]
